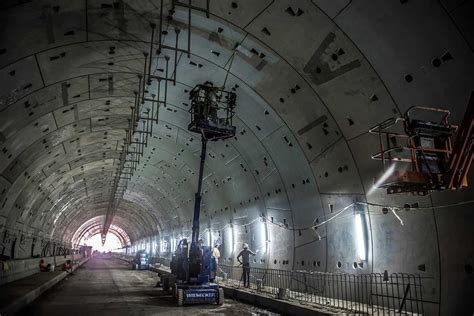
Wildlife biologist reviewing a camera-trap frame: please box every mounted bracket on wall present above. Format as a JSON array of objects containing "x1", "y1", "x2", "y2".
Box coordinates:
[{"x1": 101, "y1": 0, "x2": 212, "y2": 243}]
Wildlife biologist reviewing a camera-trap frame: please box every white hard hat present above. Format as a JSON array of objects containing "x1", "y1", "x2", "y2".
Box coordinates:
[{"x1": 243, "y1": 243, "x2": 248, "y2": 249}]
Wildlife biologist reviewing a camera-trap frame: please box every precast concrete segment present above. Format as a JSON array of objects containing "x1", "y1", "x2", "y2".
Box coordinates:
[
  {"x1": 19, "y1": 257, "x2": 277, "y2": 316},
  {"x1": 0, "y1": 1, "x2": 473, "y2": 314},
  {"x1": 0, "y1": 257, "x2": 90, "y2": 316}
]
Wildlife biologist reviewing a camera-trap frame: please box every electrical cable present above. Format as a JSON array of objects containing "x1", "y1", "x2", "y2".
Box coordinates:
[
  {"x1": 171, "y1": 199, "x2": 474, "y2": 239},
  {"x1": 364, "y1": 199, "x2": 474, "y2": 210},
  {"x1": 221, "y1": 52, "x2": 235, "y2": 91},
  {"x1": 390, "y1": 208, "x2": 404, "y2": 226},
  {"x1": 220, "y1": 35, "x2": 248, "y2": 91}
]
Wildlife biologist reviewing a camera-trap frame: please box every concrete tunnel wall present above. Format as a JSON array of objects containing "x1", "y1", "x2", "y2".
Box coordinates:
[{"x1": 0, "y1": 1, "x2": 473, "y2": 314}]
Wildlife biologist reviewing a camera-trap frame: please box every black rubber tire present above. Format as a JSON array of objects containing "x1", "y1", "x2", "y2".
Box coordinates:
[
  {"x1": 163, "y1": 278, "x2": 169, "y2": 291},
  {"x1": 171, "y1": 283, "x2": 176, "y2": 297},
  {"x1": 177, "y1": 289, "x2": 184, "y2": 306},
  {"x1": 218, "y1": 287, "x2": 224, "y2": 305}
]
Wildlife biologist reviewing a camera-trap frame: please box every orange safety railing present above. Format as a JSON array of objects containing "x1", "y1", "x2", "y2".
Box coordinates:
[{"x1": 369, "y1": 94, "x2": 474, "y2": 194}]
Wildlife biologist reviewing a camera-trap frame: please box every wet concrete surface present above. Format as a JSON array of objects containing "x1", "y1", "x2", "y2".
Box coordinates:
[{"x1": 19, "y1": 257, "x2": 278, "y2": 316}]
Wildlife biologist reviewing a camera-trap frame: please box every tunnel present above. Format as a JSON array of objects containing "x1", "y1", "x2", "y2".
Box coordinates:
[{"x1": 0, "y1": 1, "x2": 473, "y2": 315}]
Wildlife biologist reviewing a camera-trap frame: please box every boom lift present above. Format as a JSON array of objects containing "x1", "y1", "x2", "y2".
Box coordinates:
[
  {"x1": 369, "y1": 92, "x2": 474, "y2": 195},
  {"x1": 168, "y1": 82, "x2": 236, "y2": 306}
]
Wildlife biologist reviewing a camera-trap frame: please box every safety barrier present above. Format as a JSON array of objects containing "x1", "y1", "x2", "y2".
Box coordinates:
[
  {"x1": 149, "y1": 256, "x2": 171, "y2": 267},
  {"x1": 219, "y1": 265, "x2": 424, "y2": 315}
]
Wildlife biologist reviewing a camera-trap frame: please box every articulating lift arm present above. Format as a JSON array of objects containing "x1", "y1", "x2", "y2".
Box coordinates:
[
  {"x1": 190, "y1": 137, "x2": 206, "y2": 253},
  {"x1": 186, "y1": 84, "x2": 236, "y2": 281},
  {"x1": 369, "y1": 91, "x2": 474, "y2": 195},
  {"x1": 165, "y1": 84, "x2": 235, "y2": 306}
]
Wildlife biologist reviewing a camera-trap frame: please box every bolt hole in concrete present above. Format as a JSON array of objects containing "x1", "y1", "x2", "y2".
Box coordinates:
[
  {"x1": 465, "y1": 264, "x2": 473, "y2": 274},
  {"x1": 432, "y1": 58, "x2": 441, "y2": 67}
]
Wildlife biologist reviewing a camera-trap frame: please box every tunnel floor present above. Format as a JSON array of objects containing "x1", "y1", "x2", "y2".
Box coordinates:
[{"x1": 19, "y1": 257, "x2": 278, "y2": 316}]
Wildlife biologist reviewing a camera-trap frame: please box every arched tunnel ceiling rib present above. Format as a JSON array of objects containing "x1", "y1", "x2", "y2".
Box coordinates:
[
  {"x1": 71, "y1": 215, "x2": 131, "y2": 247},
  {"x1": 0, "y1": 1, "x2": 473, "y2": 314}
]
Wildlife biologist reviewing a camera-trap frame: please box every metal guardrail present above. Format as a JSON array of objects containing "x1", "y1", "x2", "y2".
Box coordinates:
[
  {"x1": 149, "y1": 256, "x2": 171, "y2": 267},
  {"x1": 219, "y1": 265, "x2": 424, "y2": 315}
]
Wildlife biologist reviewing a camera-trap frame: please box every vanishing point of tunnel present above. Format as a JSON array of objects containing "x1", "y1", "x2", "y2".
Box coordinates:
[{"x1": 0, "y1": 1, "x2": 473, "y2": 315}]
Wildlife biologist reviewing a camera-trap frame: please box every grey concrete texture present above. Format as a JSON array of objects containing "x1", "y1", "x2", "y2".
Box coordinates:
[
  {"x1": 0, "y1": 256, "x2": 89, "y2": 315},
  {"x1": 222, "y1": 287, "x2": 326, "y2": 316},
  {"x1": 0, "y1": 1, "x2": 473, "y2": 314},
  {"x1": 0, "y1": 254, "x2": 76, "y2": 285},
  {"x1": 147, "y1": 260, "x2": 327, "y2": 315},
  {"x1": 18, "y1": 257, "x2": 277, "y2": 316}
]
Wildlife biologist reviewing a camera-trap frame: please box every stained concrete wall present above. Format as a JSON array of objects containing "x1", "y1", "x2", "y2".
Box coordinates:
[
  {"x1": 0, "y1": 1, "x2": 473, "y2": 314},
  {"x1": 0, "y1": 254, "x2": 77, "y2": 285}
]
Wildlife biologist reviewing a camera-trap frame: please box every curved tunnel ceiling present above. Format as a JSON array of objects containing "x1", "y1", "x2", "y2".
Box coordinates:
[
  {"x1": 71, "y1": 215, "x2": 131, "y2": 247},
  {"x1": 0, "y1": 1, "x2": 473, "y2": 314}
]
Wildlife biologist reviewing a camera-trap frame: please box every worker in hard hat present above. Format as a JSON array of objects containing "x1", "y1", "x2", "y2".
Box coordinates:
[
  {"x1": 207, "y1": 86, "x2": 220, "y2": 123},
  {"x1": 211, "y1": 243, "x2": 221, "y2": 280},
  {"x1": 237, "y1": 243, "x2": 256, "y2": 288},
  {"x1": 212, "y1": 243, "x2": 221, "y2": 265}
]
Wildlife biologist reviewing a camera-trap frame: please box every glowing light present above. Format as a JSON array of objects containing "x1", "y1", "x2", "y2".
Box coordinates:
[
  {"x1": 171, "y1": 237, "x2": 176, "y2": 252},
  {"x1": 355, "y1": 213, "x2": 367, "y2": 261},
  {"x1": 368, "y1": 163, "x2": 396, "y2": 195},
  {"x1": 260, "y1": 219, "x2": 268, "y2": 254},
  {"x1": 208, "y1": 230, "x2": 212, "y2": 246},
  {"x1": 152, "y1": 239, "x2": 157, "y2": 255},
  {"x1": 227, "y1": 226, "x2": 234, "y2": 254},
  {"x1": 83, "y1": 233, "x2": 122, "y2": 252}
]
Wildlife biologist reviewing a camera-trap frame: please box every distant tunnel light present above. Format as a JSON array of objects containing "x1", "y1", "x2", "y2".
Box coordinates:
[
  {"x1": 355, "y1": 213, "x2": 367, "y2": 261},
  {"x1": 84, "y1": 233, "x2": 122, "y2": 252}
]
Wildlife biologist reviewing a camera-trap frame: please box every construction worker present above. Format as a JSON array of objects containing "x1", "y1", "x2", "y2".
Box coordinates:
[
  {"x1": 39, "y1": 259, "x2": 51, "y2": 272},
  {"x1": 212, "y1": 243, "x2": 220, "y2": 264},
  {"x1": 62, "y1": 259, "x2": 73, "y2": 273},
  {"x1": 211, "y1": 243, "x2": 221, "y2": 279},
  {"x1": 237, "y1": 243, "x2": 256, "y2": 288},
  {"x1": 207, "y1": 86, "x2": 220, "y2": 123}
]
